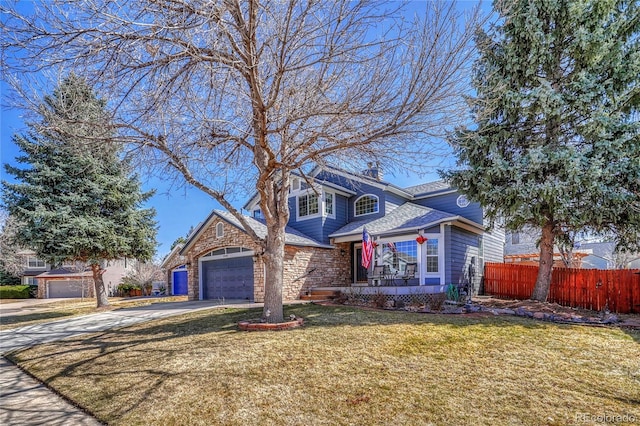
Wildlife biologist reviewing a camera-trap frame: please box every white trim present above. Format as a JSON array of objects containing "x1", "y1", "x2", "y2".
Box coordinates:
[
  {"x1": 330, "y1": 217, "x2": 460, "y2": 242},
  {"x1": 456, "y1": 195, "x2": 470, "y2": 208},
  {"x1": 323, "y1": 191, "x2": 336, "y2": 219},
  {"x1": 309, "y1": 166, "x2": 412, "y2": 198},
  {"x1": 354, "y1": 194, "x2": 380, "y2": 217},
  {"x1": 25, "y1": 256, "x2": 46, "y2": 270},
  {"x1": 198, "y1": 260, "x2": 203, "y2": 301},
  {"x1": 353, "y1": 243, "x2": 364, "y2": 283},
  {"x1": 412, "y1": 189, "x2": 458, "y2": 200},
  {"x1": 439, "y1": 223, "x2": 446, "y2": 285},
  {"x1": 296, "y1": 190, "x2": 321, "y2": 221},
  {"x1": 198, "y1": 248, "x2": 255, "y2": 301}
]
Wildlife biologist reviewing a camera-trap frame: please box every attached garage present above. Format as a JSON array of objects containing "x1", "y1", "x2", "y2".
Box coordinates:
[
  {"x1": 172, "y1": 267, "x2": 188, "y2": 295},
  {"x1": 47, "y1": 280, "x2": 87, "y2": 298},
  {"x1": 200, "y1": 248, "x2": 254, "y2": 301}
]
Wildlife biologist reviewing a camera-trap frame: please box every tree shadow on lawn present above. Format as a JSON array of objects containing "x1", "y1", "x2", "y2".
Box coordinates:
[
  {"x1": 0, "y1": 311, "x2": 73, "y2": 327},
  {"x1": 7, "y1": 303, "x2": 638, "y2": 423}
]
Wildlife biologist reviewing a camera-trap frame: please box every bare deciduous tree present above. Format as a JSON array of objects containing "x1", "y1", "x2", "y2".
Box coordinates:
[
  {"x1": 0, "y1": 211, "x2": 26, "y2": 278},
  {"x1": 1, "y1": 0, "x2": 483, "y2": 322},
  {"x1": 122, "y1": 261, "x2": 164, "y2": 295}
]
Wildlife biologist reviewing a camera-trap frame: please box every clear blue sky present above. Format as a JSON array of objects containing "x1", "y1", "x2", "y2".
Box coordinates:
[{"x1": 1, "y1": 1, "x2": 484, "y2": 258}]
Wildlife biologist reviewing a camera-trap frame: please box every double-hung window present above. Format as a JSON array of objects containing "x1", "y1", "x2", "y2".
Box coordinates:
[
  {"x1": 298, "y1": 192, "x2": 319, "y2": 218},
  {"x1": 27, "y1": 257, "x2": 46, "y2": 269},
  {"x1": 324, "y1": 192, "x2": 334, "y2": 217},
  {"x1": 425, "y1": 240, "x2": 439, "y2": 273}
]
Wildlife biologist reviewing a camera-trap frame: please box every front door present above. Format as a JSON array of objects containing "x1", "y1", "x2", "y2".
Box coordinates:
[{"x1": 354, "y1": 246, "x2": 368, "y2": 282}]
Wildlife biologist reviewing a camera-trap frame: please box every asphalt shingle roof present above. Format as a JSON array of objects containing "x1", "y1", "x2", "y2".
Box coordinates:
[
  {"x1": 210, "y1": 210, "x2": 333, "y2": 248},
  {"x1": 402, "y1": 180, "x2": 451, "y2": 197},
  {"x1": 329, "y1": 203, "x2": 458, "y2": 238}
]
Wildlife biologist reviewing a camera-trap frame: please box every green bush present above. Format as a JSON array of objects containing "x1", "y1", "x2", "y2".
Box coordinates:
[
  {"x1": 117, "y1": 282, "x2": 141, "y2": 297},
  {"x1": 0, "y1": 285, "x2": 31, "y2": 299}
]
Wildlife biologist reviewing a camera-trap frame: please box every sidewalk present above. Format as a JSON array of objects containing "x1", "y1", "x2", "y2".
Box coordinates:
[{"x1": 0, "y1": 299, "x2": 274, "y2": 425}]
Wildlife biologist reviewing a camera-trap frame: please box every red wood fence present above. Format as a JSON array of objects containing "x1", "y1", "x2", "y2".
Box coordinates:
[{"x1": 484, "y1": 263, "x2": 640, "y2": 314}]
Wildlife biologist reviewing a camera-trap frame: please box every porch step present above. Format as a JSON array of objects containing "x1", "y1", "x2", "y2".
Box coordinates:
[{"x1": 300, "y1": 289, "x2": 341, "y2": 301}]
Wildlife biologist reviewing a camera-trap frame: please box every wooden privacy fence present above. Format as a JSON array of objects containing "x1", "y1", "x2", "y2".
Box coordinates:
[{"x1": 484, "y1": 263, "x2": 640, "y2": 314}]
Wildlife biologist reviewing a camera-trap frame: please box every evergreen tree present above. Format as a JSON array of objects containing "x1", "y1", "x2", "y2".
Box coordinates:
[
  {"x1": 443, "y1": 0, "x2": 640, "y2": 301},
  {"x1": 2, "y1": 75, "x2": 157, "y2": 307}
]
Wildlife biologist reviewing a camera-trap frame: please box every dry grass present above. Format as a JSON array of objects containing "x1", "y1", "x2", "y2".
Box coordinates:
[
  {"x1": 8, "y1": 304, "x2": 640, "y2": 426},
  {"x1": 0, "y1": 296, "x2": 188, "y2": 330}
]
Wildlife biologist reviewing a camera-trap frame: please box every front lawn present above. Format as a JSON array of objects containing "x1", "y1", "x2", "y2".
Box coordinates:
[
  {"x1": 8, "y1": 304, "x2": 640, "y2": 425},
  {"x1": 0, "y1": 296, "x2": 188, "y2": 330}
]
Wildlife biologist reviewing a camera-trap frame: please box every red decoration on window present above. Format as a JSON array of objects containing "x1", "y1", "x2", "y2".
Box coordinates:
[
  {"x1": 416, "y1": 235, "x2": 428, "y2": 244},
  {"x1": 372, "y1": 241, "x2": 379, "y2": 248}
]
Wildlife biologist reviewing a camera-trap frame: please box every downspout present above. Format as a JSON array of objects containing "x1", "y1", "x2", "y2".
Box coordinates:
[{"x1": 440, "y1": 223, "x2": 447, "y2": 286}]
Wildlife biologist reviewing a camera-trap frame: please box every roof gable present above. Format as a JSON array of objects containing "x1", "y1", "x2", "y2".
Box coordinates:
[{"x1": 180, "y1": 209, "x2": 333, "y2": 255}]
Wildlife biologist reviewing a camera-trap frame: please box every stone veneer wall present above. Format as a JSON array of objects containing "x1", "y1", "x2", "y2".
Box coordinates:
[
  {"x1": 182, "y1": 217, "x2": 351, "y2": 302},
  {"x1": 162, "y1": 247, "x2": 187, "y2": 296}
]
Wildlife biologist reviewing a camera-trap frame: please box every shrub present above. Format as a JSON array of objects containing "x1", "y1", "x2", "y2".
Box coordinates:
[
  {"x1": 117, "y1": 282, "x2": 141, "y2": 297},
  {"x1": 0, "y1": 285, "x2": 31, "y2": 299}
]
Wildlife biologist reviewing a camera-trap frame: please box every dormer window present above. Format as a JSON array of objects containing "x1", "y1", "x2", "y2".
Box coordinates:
[{"x1": 355, "y1": 194, "x2": 379, "y2": 216}]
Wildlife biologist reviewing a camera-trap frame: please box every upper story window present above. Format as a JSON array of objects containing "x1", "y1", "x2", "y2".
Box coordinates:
[
  {"x1": 511, "y1": 232, "x2": 520, "y2": 245},
  {"x1": 291, "y1": 178, "x2": 300, "y2": 192},
  {"x1": 26, "y1": 257, "x2": 46, "y2": 269},
  {"x1": 324, "y1": 192, "x2": 334, "y2": 217},
  {"x1": 216, "y1": 222, "x2": 224, "y2": 238},
  {"x1": 253, "y1": 209, "x2": 264, "y2": 220},
  {"x1": 354, "y1": 194, "x2": 379, "y2": 216},
  {"x1": 298, "y1": 192, "x2": 319, "y2": 218}
]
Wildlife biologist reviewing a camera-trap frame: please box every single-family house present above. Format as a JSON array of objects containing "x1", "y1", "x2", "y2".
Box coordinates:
[
  {"x1": 13, "y1": 250, "x2": 135, "y2": 298},
  {"x1": 176, "y1": 165, "x2": 504, "y2": 304},
  {"x1": 505, "y1": 229, "x2": 640, "y2": 269}
]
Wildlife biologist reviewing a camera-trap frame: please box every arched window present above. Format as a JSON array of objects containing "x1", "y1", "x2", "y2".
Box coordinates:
[
  {"x1": 354, "y1": 194, "x2": 379, "y2": 216},
  {"x1": 216, "y1": 222, "x2": 224, "y2": 238}
]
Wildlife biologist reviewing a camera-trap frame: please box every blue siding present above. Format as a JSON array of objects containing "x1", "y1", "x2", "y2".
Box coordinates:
[
  {"x1": 314, "y1": 170, "x2": 401, "y2": 221},
  {"x1": 286, "y1": 190, "x2": 349, "y2": 244},
  {"x1": 447, "y1": 226, "x2": 482, "y2": 295},
  {"x1": 415, "y1": 192, "x2": 483, "y2": 225},
  {"x1": 319, "y1": 194, "x2": 349, "y2": 243},
  {"x1": 481, "y1": 228, "x2": 505, "y2": 267}
]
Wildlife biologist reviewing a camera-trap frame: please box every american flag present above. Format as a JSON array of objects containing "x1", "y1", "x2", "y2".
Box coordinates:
[
  {"x1": 362, "y1": 227, "x2": 374, "y2": 269},
  {"x1": 387, "y1": 242, "x2": 397, "y2": 253}
]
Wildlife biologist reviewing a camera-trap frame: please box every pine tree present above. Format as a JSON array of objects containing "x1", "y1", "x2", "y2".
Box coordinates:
[
  {"x1": 443, "y1": 0, "x2": 640, "y2": 301},
  {"x1": 2, "y1": 75, "x2": 157, "y2": 307}
]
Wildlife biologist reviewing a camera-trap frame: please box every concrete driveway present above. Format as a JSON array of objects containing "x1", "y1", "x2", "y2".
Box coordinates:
[{"x1": 0, "y1": 299, "x2": 274, "y2": 425}]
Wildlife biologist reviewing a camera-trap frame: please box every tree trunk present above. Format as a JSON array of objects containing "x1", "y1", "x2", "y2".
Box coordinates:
[
  {"x1": 531, "y1": 221, "x2": 555, "y2": 302},
  {"x1": 91, "y1": 262, "x2": 110, "y2": 308},
  {"x1": 262, "y1": 222, "x2": 286, "y2": 323}
]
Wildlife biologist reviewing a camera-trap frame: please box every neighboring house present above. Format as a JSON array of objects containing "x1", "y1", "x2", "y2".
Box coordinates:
[
  {"x1": 14, "y1": 251, "x2": 135, "y2": 298},
  {"x1": 505, "y1": 229, "x2": 638, "y2": 269},
  {"x1": 17, "y1": 250, "x2": 49, "y2": 286},
  {"x1": 177, "y1": 165, "x2": 504, "y2": 303},
  {"x1": 35, "y1": 259, "x2": 134, "y2": 298}
]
